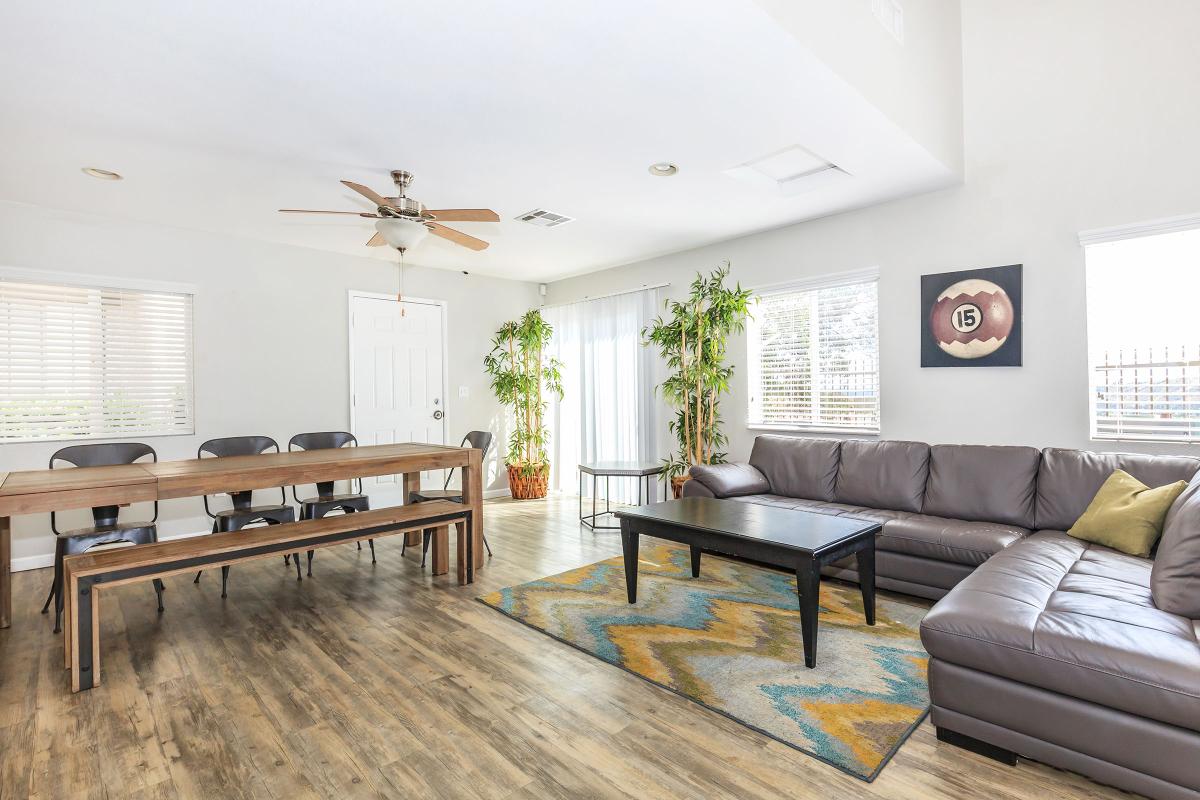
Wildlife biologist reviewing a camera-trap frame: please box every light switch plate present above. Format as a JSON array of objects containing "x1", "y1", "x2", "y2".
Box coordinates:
[{"x1": 458, "y1": 385, "x2": 469, "y2": 399}]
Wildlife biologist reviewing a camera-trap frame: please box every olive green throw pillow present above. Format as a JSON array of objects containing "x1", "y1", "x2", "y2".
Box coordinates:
[{"x1": 1067, "y1": 470, "x2": 1188, "y2": 557}]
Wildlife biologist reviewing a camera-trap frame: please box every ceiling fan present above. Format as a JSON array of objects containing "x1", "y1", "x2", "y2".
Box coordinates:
[{"x1": 280, "y1": 170, "x2": 498, "y2": 252}]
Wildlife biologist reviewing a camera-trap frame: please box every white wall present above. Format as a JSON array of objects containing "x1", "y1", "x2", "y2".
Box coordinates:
[
  {"x1": 546, "y1": 0, "x2": 1200, "y2": 463},
  {"x1": 0, "y1": 202, "x2": 540, "y2": 567}
]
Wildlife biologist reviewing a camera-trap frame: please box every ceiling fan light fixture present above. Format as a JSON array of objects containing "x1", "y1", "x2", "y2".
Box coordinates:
[
  {"x1": 648, "y1": 162, "x2": 678, "y2": 176},
  {"x1": 374, "y1": 217, "x2": 429, "y2": 251},
  {"x1": 82, "y1": 167, "x2": 123, "y2": 180}
]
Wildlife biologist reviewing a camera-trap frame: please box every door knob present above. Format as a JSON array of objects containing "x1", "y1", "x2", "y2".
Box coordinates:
[{"x1": 433, "y1": 410, "x2": 443, "y2": 420}]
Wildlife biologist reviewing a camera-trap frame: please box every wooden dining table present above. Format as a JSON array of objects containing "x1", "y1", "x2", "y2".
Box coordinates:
[{"x1": 0, "y1": 442, "x2": 484, "y2": 629}]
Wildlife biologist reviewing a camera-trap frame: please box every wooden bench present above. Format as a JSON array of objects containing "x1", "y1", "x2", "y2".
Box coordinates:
[{"x1": 61, "y1": 500, "x2": 472, "y2": 692}]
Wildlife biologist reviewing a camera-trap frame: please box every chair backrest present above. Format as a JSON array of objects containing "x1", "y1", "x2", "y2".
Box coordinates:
[
  {"x1": 289, "y1": 431, "x2": 358, "y2": 498},
  {"x1": 198, "y1": 436, "x2": 283, "y2": 513},
  {"x1": 462, "y1": 430, "x2": 494, "y2": 455},
  {"x1": 50, "y1": 442, "x2": 157, "y2": 469},
  {"x1": 49, "y1": 442, "x2": 158, "y2": 531},
  {"x1": 199, "y1": 435, "x2": 280, "y2": 459},
  {"x1": 289, "y1": 431, "x2": 357, "y2": 452},
  {"x1": 443, "y1": 431, "x2": 495, "y2": 490}
]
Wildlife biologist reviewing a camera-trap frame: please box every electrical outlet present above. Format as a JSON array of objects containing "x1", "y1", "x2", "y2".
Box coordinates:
[{"x1": 458, "y1": 385, "x2": 469, "y2": 399}]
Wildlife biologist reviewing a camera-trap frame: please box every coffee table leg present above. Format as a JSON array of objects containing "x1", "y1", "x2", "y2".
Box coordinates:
[
  {"x1": 795, "y1": 558, "x2": 820, "y2": 669},
  {"x1": 620, "y1": 520, "x2": 639, "y2": 604},
  {"x1": 856, "y1": 540, "x2": 876, "y2": 626},
  {"x1": 689, "y1": 546, "x2": 701, "y2": 578}
]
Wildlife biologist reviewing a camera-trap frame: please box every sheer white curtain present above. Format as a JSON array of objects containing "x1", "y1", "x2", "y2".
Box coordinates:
[{"x1": 544, "y1": 288, "x2": 663, "y2": 502}]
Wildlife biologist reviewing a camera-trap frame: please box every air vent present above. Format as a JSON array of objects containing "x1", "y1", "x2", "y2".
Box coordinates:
[
  {"x1": 724, "y1": 144, "x2": 852, "y2": 197},
  {"x1": 516, "y1": 208, "x2": 575, "y2": 228}
]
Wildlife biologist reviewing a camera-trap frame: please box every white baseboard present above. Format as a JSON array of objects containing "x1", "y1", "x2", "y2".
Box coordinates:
[
  {"x1": 12, "y1": 553, "x2": 54, "y2": 572},
  {"x1": 484, "y1": 488, "x2": 511, "y2": 499}
]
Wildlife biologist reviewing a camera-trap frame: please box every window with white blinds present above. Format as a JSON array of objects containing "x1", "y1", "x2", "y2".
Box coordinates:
[
  {"x1": 747, "y1": 273, "x2": 879, "y2": 433},
  {"x1": 0, "y1": 277, "x2": 194, "y2": 443},
  {"x1": 1084, "y1": 223, "x2": 1200, "y2": 442}
]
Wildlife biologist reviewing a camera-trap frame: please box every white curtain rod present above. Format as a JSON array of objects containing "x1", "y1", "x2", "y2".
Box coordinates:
[{"x1": 542, "y1": 281, "x2": 670, "y2": 309}]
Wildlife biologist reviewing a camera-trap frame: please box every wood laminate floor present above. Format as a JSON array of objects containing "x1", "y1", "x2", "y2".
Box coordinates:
[{"x1": 0, "y1": 497, "x2": 1138, "y2": 799}]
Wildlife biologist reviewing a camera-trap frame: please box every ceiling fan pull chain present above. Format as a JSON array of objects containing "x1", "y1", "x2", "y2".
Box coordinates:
[{"x1": 397, "y1": 247, "x2": 406, "y2": 316}]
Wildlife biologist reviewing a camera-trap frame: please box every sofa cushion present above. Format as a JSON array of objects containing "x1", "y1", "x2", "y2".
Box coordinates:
[
  {"x1": 748, "y1": 435, "x2": 840, "y2": 501},
  {"x1": 726, "y1": 494, "x2": 848, "y2": 516},
  {"x1": 834, "y1": 440, "x2": 929, "y2": 512},
  {"x1": 922, "y1": 444, "x2": 1040, "y2": 528},
  {"x1": 1153, "y1": 473, "x2": 1200, "y2": 618},
  {"x1": 880, "y1": 514, "x2": 1027, "y2": 566},
  {"x1": 921, "y1": 531, "x2": 1200, "y2": 732},
  {"x1": 688, "y1": 462, "x2": 770, "y2": 498},
  {"x1": 1035, "y1": 448, "x2": 1200, "y2": 531},
  {"x1": 824, "y1": 550, "x2": 975, "y2": 594},
  {"x1": 839, "y1": 506, "x2": 1026, "y2": 566}
]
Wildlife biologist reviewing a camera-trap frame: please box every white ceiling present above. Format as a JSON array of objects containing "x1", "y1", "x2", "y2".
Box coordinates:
[{"x1": 0, "y1": 0, "x2": 957, "y2": 283}]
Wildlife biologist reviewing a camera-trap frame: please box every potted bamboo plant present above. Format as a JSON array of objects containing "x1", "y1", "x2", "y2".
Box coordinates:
[
  {"x1": 484, "y1": 309, "x2": 564, "y2": 499},
  {"x1": 643, "y1": 263, "x2": 754, "y2": 497}
]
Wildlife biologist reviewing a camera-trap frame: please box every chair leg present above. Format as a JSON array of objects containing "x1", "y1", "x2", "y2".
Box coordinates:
[
  {"x1": 483, "y1": 534, "x2": 493, "y2": 558},
  {"x1": 194, "y1": 571, "x2": 203, "y2": 583},
  {"x1": 53, "y1": 589, "x2": 65, "y2": 634},
  {"x1": 368, "y1": 539, "x2": 376, "y2": 563},
  {"x1": 44, "y1": 539, "x2": 64, "y2": 617},
  {"x1": 306, "y1": 550, "x2": 314, "y2": 578},
  {"x1": 421, "y1": 529, "x2": 433, "y2": 568},
  {"x1": 293, "y1": 554, "x2": 302, "y2": 581},
  {"x1": 152, "y1": 579, "x2": 165, "y2": 613},
  {"x1": 357, "y1": 541, "x2": 362, "y2": 550},
  {"x1": 283, "y1": 554, "x2": 291, "y2": 565},
  {"x1": 220, "y1": 565, "x2": 230, "y2": 598}
]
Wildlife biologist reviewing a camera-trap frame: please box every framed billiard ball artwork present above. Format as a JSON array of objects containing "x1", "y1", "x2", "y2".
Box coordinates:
[{"x1": 921, "y1": 264, "x2": 1022, "y2": 367}]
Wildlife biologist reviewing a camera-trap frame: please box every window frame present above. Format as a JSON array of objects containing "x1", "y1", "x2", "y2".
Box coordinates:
[
  {"x1": 745, "y1": 268, "x2": 881, "y2": 436},
  {"x1": 0, "y1": 267, "x2": 197, "y2": 444},
  {"x1": 1080, "y1": 214, "x2": 1200, "y2": 444}
]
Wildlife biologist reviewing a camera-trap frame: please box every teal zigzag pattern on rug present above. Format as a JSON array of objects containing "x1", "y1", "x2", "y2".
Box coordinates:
[{"x1": 479, "y1": 544, "x2": 929, "y2": 781}]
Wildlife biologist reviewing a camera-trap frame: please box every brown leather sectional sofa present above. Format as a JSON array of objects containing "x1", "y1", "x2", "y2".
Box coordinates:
[{"x1": 685, "y1": 435, "x2": 1200, "y2": 800}]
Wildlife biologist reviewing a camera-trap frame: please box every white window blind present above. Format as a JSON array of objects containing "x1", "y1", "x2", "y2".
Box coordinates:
[
  {"x1": 0, "y1": 277, "x2": 194, "y2": 443},
  {"x1": 1084, "y1": 224, "x2": 1200, "y2": 442},
  {"x1": 748, "y1": 273, "x2": 879, "y2": 434}
]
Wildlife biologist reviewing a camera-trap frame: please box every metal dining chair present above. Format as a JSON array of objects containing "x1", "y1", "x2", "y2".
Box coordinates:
[
  {"x1": 42, "y1": 443, "x2": 165, "y2": 633},
  {"x1": 405, "y1": 431, "x2": 493, "y2": 567},
  {"x1": 193, "y1": 436, "x2": 297, "y2": 597},
  {"x1": 287, "y1": 431, "x2": 372, "y2": 577}
]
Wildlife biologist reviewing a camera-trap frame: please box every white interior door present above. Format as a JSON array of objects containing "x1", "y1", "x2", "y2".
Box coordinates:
[{"x1": 350, "y1": 294, "x2": 446, "y2": 504}]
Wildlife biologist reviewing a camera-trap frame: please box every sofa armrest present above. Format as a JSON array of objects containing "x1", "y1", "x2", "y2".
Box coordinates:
[
  {"x1": 688, "y1": 463, "x2": 771, "y2": 498},
  {"x1": 682, "y1": 478, "x2": 715, "y2": 498}
]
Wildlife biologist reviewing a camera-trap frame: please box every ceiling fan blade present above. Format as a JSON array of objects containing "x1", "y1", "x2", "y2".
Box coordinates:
[
  {"x1": 426, "y1": 222, "x2": 489, "y2": 251},
  {"x1": 366, "y1": 232, "x2": 387, "y2": 247},
  {"x1": 341, "y1": 180, "x2": 399, "y2": 210},
  {"x1": 279, "y1": 209, "x2": 378, "y2": 217},
  {"x1": 424, "y1": 209, "x2": 500, "y2": 222}
]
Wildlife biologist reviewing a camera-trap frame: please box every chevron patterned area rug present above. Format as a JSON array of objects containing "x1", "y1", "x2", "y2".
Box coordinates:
[{"x1": 479, "y1": 543, "x2": 930, "y2": 780}]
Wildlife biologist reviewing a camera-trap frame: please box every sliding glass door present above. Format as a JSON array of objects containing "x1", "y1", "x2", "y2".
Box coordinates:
[{"x1": 543, "y1": 287, "x2": 663, "y2": 503}]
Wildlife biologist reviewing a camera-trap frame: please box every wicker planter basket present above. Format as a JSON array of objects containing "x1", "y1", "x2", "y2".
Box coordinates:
[
  {"x1": 507, "y1": 464, "x2": 549, "y2": 500},
  {"x1": 671, "y1": 474, "x2": 691, "y2": 499}
]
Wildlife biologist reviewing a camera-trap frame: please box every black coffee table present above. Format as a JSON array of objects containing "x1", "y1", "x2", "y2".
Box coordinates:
[{"x1": 614, "y1": 497, "x2": 881, "y2": 668}]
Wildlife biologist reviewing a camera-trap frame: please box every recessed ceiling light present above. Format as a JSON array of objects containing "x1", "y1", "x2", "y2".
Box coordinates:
[
  {"x1": 82, "y1": 167, "x2": 123, "y2": 181},
  {"x1": 648, "y1": 162, "x2": 678, "y2": 176}
]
